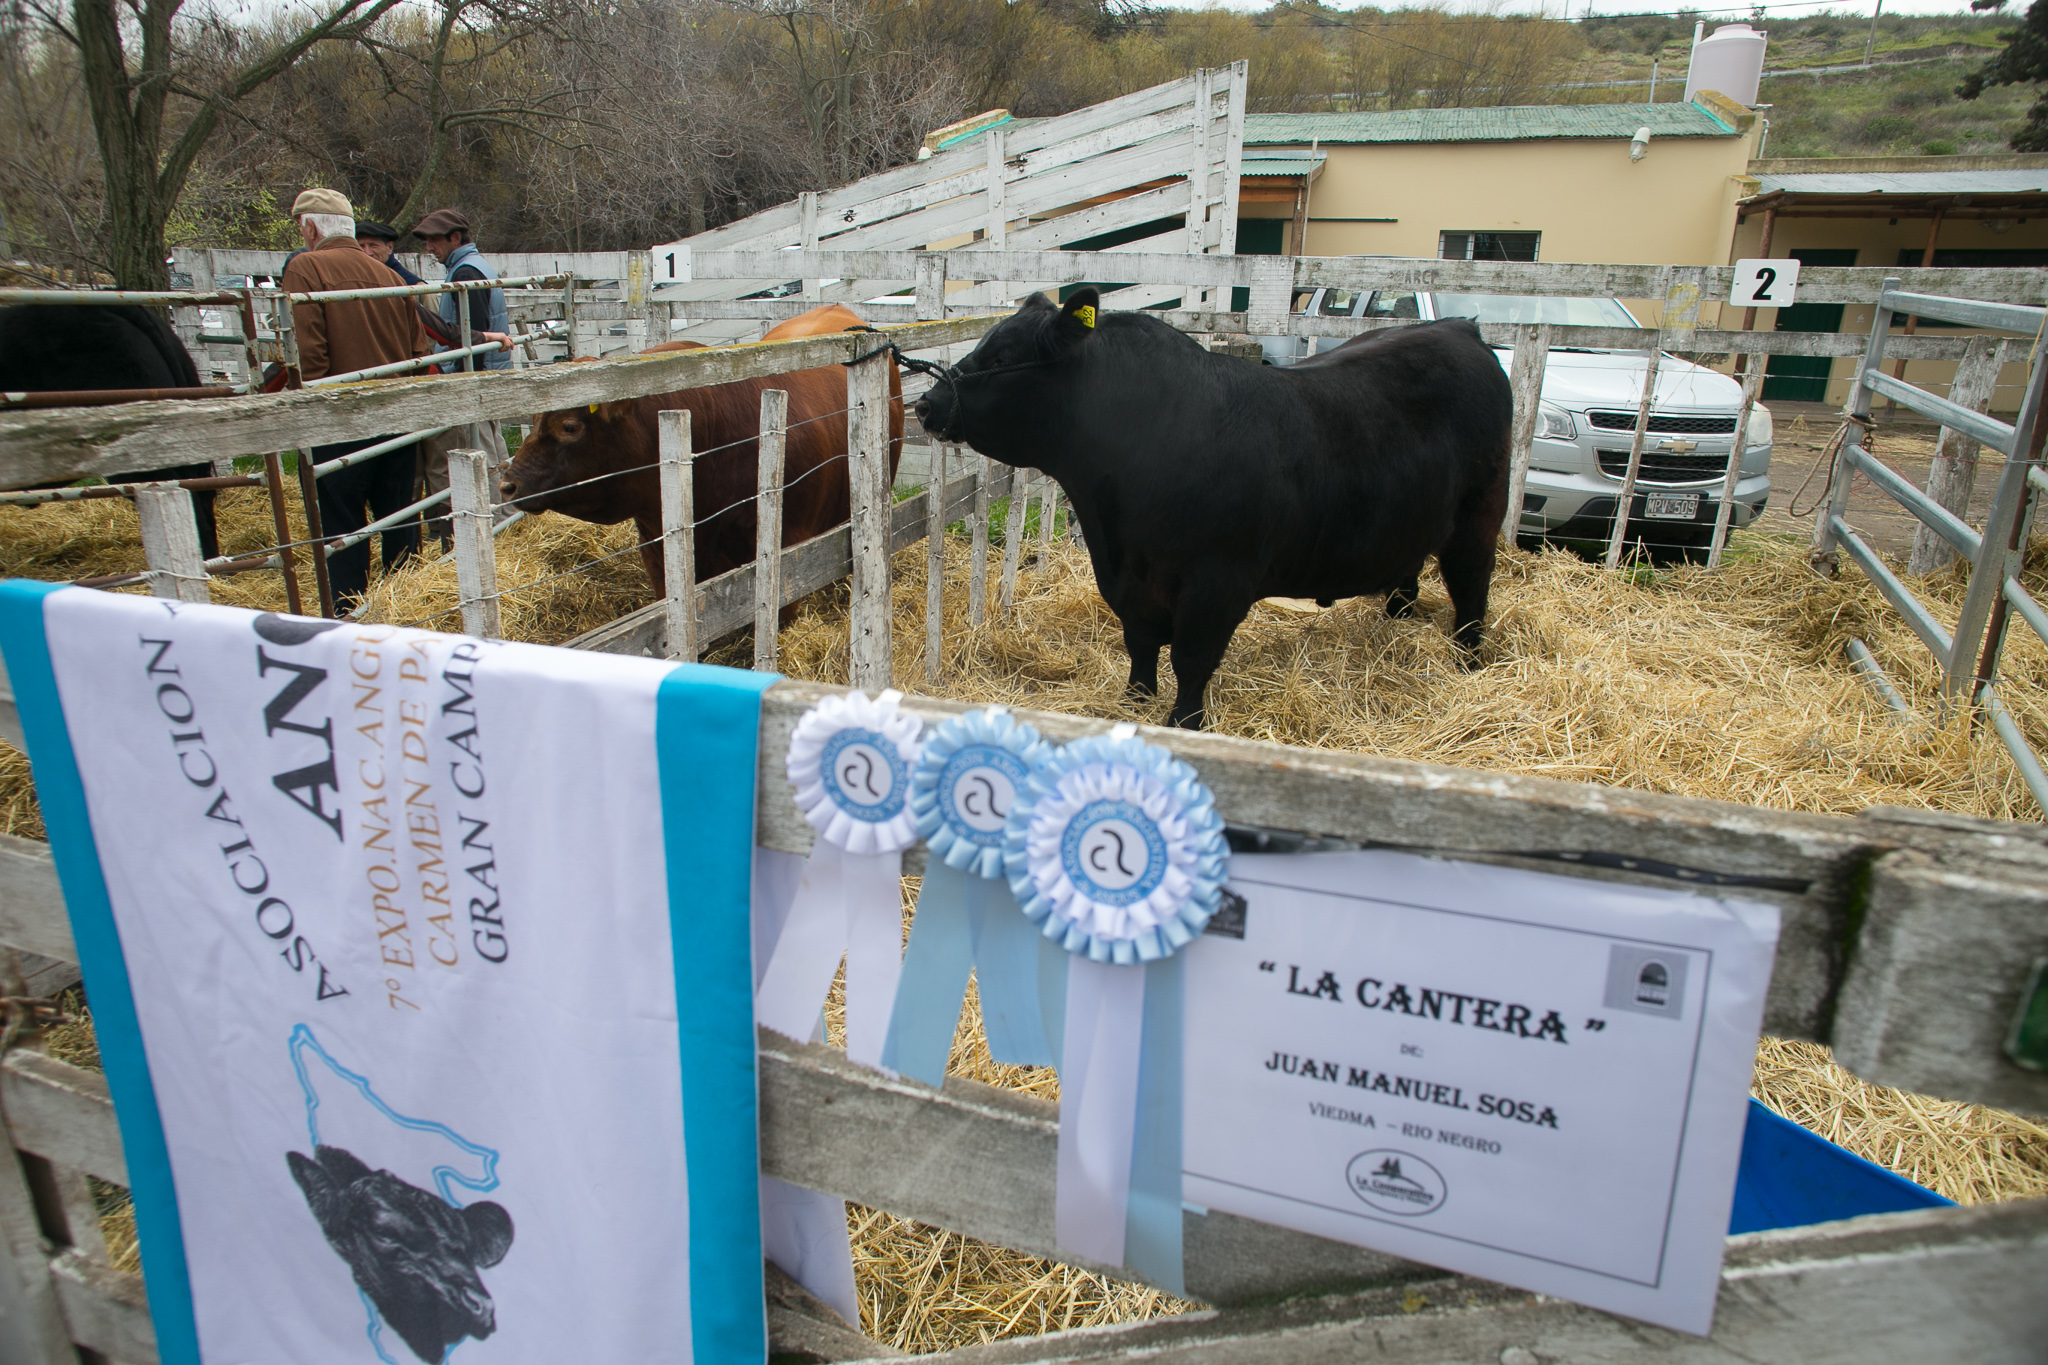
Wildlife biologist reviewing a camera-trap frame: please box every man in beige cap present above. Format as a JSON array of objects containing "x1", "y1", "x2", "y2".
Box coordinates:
[{"x1": 280, "y1": 188, "x2": 432, "y2": 610}]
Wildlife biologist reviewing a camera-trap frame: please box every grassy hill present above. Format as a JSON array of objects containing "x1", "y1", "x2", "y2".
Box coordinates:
[{"x1": 1562, "y1": 10, "x2": 2037, "y2": 158}]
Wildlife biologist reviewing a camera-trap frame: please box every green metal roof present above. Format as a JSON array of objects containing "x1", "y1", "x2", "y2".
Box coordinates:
[{"x1": 1243, "y1": 102, "x2": 1737, "y2": 146}]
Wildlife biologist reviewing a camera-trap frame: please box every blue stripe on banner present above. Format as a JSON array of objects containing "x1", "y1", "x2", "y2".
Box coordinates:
[
  {"x1": 1123, "y1": 953, "x2": 1185, "y2": 1296},
  {"x1": 0, "y1": 581, "x2": 203, "y2": 1365},
  {"x1": 657, "y1": 661, "x2": 779, "y2": 1365}
]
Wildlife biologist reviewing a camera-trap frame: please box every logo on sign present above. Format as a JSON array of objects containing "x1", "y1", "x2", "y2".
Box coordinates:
[{"x1": 1346, "y1": 1149, "x2": 1448, "y2": 1216}]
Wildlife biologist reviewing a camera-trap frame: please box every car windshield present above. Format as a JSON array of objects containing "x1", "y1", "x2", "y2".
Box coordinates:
[{"x1": 1430, "y1": 294, "x2": 1642, "y2": 328}]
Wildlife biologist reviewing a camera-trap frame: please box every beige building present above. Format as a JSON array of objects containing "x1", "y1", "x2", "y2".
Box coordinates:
[
  {"x1": 1724, "y1": 158, "x2": 2048, "y2": 409},
  {"x1": 1239, "y1": 105, "x2": 2048, "y2": 409},
  {"x1": 1239, "y1": 94, "x2": 1764, "y2": 324}
]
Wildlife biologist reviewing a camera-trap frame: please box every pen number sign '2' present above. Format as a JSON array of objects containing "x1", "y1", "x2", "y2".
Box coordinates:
[{"x1": 1729, "y1": 258, "x2": 1799, "y2": 308}]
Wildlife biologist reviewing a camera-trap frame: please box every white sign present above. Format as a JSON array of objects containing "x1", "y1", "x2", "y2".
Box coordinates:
[
  {"x1": 1730, "y1": 258, "x2": 1799, "y2": 308},
  {"x1": 1183, "y1": 850, "x2": 1779, "y2": 1335},
  {"x1": 649, "y1": 241, "x2": 691, "y2": 286}
]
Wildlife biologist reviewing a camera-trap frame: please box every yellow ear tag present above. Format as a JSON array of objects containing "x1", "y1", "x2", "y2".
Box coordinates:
[
  {"x1": 1074, "y1": 305, "x2": 1097, "y2": 329},
  {"x1": 587, "y1": 404, "x2": 599, "y2": 413}
]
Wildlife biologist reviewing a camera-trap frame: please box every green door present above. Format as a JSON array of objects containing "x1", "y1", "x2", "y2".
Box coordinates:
[
  {"x1": 1231, "y1": 219, "x2": 1286, "y2": 312},
  {"x1": 1762, "y1": 248, "x2": 1859, "y2": 403}
]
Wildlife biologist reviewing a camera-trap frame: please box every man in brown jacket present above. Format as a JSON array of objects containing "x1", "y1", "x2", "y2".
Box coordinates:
[{"x1": 280, "y1": 188, "x2": 432, "y2": 610}]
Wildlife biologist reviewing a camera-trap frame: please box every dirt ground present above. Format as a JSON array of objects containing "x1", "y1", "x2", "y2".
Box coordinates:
[{"x1": 1754, "y1": 399, "x2": 2007, "y2": 560}]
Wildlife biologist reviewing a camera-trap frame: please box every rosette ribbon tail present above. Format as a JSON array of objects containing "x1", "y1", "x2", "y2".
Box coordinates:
[
  {"x1": 882, "y1": 862, "x2": 1067, "y2": 1085},
  {"x1": 755, "y1": 840, "x2": 906, "y2": 1070},
  {"x1": 1055, "y1": 955, "x2": 1184, "y2": 1293}
]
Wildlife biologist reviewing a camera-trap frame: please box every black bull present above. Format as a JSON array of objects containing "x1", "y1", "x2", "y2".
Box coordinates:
[
  {"x1": 915, "y1": 289, "x2": 1512, "y2": 728},
  {"x1": 0, "y1": 303, "x2": 221, "y2": 557}
]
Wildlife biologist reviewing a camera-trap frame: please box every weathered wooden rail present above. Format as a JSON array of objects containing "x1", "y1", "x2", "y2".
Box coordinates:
[{"x1": 0, "y1": 672, "x2": 2044, "y2": 1361}]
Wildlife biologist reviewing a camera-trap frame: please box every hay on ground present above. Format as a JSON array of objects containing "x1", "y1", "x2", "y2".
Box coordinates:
[{"x1": 6, "y1": 493, "x2": 2048, "y2": 1350}]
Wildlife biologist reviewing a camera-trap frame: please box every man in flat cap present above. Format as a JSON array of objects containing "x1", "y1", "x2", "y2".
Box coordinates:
[
  {"x1": 356, "y1": 221, "x2": 427, "y2": 287},
  {"x1": 280, "y1": 188, "x2": 432, "y2": 611},
  {"x1": 414, "y1": 208, "x2": 514, "y2": 545}
]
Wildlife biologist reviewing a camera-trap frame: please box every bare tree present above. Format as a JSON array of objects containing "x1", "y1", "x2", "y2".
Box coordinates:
[{"x1": 21, "y1": 0, "x2": 411, "y2": 287}]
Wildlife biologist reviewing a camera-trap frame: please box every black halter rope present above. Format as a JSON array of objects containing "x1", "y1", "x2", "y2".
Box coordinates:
[{"x1": 839, "y1": 324, "x2": 1054, "y2": 387}]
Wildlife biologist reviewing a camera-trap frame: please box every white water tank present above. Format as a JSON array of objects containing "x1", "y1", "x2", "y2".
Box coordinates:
[{"x1": 1684, "y1": 23, "x2": 1767, "y2": 107}]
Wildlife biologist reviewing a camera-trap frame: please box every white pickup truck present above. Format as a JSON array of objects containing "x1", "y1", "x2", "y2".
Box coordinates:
[{"x1": 1261, "y1": 287, "x2": 1773, "y2": 556}]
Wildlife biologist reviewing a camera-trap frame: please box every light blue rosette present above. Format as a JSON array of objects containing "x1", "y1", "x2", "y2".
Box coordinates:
[
  {"x1": 881, "y1": 708, "x2": 1067, "y2": 1085},
  {"x1": 1003, "y1": 724, "x2": 1228, "y2": 965},
  {"x1": 998, "y1": 722, "x2": 1229, "y2": 1298}
]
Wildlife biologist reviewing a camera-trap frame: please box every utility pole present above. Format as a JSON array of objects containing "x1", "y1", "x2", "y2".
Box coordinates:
[
  {"x1": 1649, "y1": 58, "x2": 1659, "y2": 102},
  {"x1": 1865, "y1": 0, "x2": 1883, "y2": 67}
]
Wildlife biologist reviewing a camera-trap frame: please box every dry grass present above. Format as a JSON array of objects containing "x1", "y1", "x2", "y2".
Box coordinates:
[
  {"x1": 1751, "y1": 1037, "x2": 2048, "y2": 1206},
  {"x1": 6, "y1": 492, "x2": 2048, "y2": 1350},
  {"x1": 769, "y1": 529, "x2": 2048, "y2": 821}
]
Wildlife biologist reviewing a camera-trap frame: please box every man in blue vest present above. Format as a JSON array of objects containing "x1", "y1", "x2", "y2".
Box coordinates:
[{"x1": 413, "y1": 208, "x2": 513, "y2": 546}]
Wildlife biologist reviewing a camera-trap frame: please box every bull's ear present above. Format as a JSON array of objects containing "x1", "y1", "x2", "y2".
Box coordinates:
[
  {"x1": 463, "y1": 1200, "x2": 515, "y2": 1268},
  {"x1": 288, "y1": 1150, "x2": 347, "y2": 1233},
  {"x1": 314, "y1": 1144, "x2": 374, "y2": 1185},
  {"x1": 1056, "y1": 288, "x2": 1100, "y2": 341}
]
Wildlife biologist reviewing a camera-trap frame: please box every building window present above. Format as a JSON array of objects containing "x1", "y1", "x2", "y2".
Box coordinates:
[{"x1": 1440, "y1": 231, "x2": 1541, "y2": 262}]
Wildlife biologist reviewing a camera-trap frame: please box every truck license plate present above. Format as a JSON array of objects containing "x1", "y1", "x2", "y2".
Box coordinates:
[{"x1": 1644, "y1": 492, "x2": 1700, "y2": 520}]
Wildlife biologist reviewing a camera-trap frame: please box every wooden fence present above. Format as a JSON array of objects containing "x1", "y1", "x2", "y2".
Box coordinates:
[
  {"x1": 0, "y1": 668, "x2": 2044, "y2": 1361},
  {"x1": 2, "y1": 258, "x2": 2048, "y2": 1359}
]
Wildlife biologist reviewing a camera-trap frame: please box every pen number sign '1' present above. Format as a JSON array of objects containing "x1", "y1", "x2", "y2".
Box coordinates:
[
  {"x1": 649, "y1": 242, "x2": 690, "y2": 286},
  {"x1": 1729, "y1": 258, "x2": 1799, "y2": 308}
]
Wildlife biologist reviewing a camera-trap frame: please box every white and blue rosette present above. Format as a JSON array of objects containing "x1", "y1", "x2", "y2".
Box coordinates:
[
  {"x1": 755, "y1": 689, "x2": 923, "y2": 1070},
  {"x1": 1003, "y1": 723, "x2": 1227, "y2": 1295},
  {"x1": 880, "y1": 708, "x2": 1065, "y2": 1086}
]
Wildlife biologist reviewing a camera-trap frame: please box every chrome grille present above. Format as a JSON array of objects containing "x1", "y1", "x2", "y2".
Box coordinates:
[
  {"x1": 1596, "y1": 449, "x2": 1731, "y2": 484},
  {"x1": 1586, "y1": 411, "x2": 1738, "y2": 434}
]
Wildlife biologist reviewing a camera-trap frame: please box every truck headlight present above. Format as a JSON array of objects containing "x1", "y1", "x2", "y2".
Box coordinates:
[
  {"x1": 1742, "y1": 402, "x2": 1772, "y2": 448},
  {"x1": 1537, "y1": 402, "x2": 1576, "y2": 440}
]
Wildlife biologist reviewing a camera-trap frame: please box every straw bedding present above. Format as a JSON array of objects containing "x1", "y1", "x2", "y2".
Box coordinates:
[{"x1": 4, "y1": 488, "x2": 2047, "y2": 1352}]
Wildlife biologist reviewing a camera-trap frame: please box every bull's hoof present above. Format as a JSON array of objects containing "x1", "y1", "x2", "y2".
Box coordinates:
[
  {"x1": 1125, "y1": 680, "x2": 1158, "y2": 702},
  {"x1": 1316, "y1": 597, "x2": 1334, "y2": 609}
]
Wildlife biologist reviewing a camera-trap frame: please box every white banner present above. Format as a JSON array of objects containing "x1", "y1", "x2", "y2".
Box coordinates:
[
  {"x1": 1182, "y1": 850, "x2": 1778, "y2": 1335},
  {"x1": 7, "y1": 588, "x2": 767, "y2": 1364}
]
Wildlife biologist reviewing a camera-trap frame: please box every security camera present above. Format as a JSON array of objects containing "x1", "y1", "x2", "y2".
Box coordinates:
[{"x1": 1630, "y1": 127, "x2": 1652, "y2": 162}]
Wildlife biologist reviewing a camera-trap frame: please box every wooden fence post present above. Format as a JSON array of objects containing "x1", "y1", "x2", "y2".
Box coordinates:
[
  {"x1": 448, "y1": 449, "x2": 502, "y2": 639},
  {"x1": 969, "y1": 452, "x2": 990, "y2": 628},
  {"x1": 1502, "y1": 322, "x2": 1551, "y2": 541},
  {"x1": 926, "y1": 442, "x2": 948, "y2": 681},
  {"x1": 756, "y1": 389, "x2": 788, "y2": 672},
  {"x1": 0, "y1": 1131, "x2": 73, "y2": 1365},
  {"x1": 1706, "y1": 360, "x2": 1768, "y2": 570},
  {"x1": 660, "y1": 409, "x2": 698, "y2": 662},
  {"x1": 986, "y1": 130, "x2": 1008, "y2": 306},
  {"x1": 1038, "y1": 479, "x2": 1061, "y2": 556},
  {"x1": 1605, "y1": 268, "x2": 1702, "y2": 571},
  {"x1": 135, "y1": 484, "x2": 211, "y2": 604},
  {"x1": 915, "y1": 255, "x2": 948, "y2": 322},
  {"x1": 1910, "y1": 335, "x2": 2001, "y2": 575},
  {"x1": 561, "y1": 279, "x2": 578, "y2": 359},
  {"x1": 261, "y1": 450, "x2": 303, "y2": 615},
  {"x1": 237, "y1": 288, "x2": 264, "y2": 395},
  {"x1": 847, "y1": 349, "x2": 894, "y2": 690},
  {"x1": 1000, "y1": 469, "x2": 1028, "y2": 613}
]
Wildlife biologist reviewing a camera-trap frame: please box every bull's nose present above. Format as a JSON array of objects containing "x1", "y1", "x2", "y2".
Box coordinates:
[{"x1": 497, "y1": 477, "x2": 518, "y2": 501}]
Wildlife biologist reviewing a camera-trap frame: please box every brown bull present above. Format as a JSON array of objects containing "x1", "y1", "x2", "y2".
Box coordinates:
[{"x1": 499, "y1": 304, "x2": 903, "y2": 596}]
